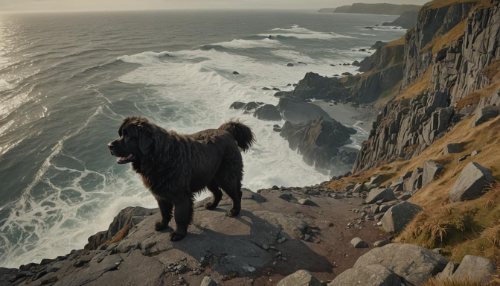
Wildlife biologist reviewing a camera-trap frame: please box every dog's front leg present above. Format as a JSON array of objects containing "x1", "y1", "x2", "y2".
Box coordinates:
[
  {"x1": 170, "y1": 199, "x2": 194, "y2": 241},
  {"x1": 155, "y1": 199, "x2": 173, "y2": 231}
]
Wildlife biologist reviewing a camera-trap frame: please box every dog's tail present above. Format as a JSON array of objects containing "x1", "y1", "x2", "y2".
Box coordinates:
[{"x1": 219, "y1": 121, "x2": 255, "y2": 152}]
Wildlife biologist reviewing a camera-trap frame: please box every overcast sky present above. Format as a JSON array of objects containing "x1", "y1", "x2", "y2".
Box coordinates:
[{"x1": 0, "y1": 0, "x2": 430, "y2": 13}]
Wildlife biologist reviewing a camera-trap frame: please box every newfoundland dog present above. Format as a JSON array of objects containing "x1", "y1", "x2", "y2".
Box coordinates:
[{"x1": 108, "y1": 117, "x2": 254, "y2": 241}]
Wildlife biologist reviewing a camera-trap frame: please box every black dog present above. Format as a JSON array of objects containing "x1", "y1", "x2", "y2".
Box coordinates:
[{"x1": 108, "y1": 117, "x2": 254, "y2": 241}]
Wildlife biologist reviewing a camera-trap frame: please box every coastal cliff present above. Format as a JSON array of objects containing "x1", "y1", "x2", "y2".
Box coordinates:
[
  {"x1": 1, "y1": 1, "x2": 499, "y2": 285},
  {"x1": 354, "y1": 0, "x2": 500, "y2": 172}
]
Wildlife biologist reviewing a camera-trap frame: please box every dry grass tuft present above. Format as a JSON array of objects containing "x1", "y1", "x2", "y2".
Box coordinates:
[
  {"x1": 105, "y1": 224, "x2": 131, "y2": 246},
  {"x1": 396, "y1": 67, "x2": 431, "y2": 100}
]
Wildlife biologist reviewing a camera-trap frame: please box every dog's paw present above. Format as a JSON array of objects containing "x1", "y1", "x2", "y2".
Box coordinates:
[
  {"x1": 204, "y1": 201, "x2": 217, "y2": 210},
  {"x1": 227, "y1": 208, "x2": 240, "y2": 217},
  {"x1": 155, "y1": 221, "x2": 169, "y2": 231},
  {"x1": 169, "y1": 231, "x2": 186, "y2": 241}
]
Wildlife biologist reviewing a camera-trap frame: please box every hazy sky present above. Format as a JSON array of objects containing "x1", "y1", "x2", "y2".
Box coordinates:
[{"x1": 0, "y1": 0, "x2": 430, "y2": 13}]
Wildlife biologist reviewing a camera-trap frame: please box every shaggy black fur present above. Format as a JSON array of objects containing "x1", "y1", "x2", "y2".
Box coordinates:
[{"x1": 108, "y1": 117, "x2": 254, "y2": 241}]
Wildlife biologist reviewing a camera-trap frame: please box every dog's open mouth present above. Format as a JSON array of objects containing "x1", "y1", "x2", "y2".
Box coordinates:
[{"x1": 117, "y1": 154, "x2": 135, "y2": 164}]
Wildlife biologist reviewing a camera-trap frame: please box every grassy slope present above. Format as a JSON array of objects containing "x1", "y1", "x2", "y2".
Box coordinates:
[{"x1": 327, "y1": 0, "x2": 500, "y2": 269}]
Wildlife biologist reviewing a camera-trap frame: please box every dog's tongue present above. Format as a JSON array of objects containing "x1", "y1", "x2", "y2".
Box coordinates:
[{"x1": 117, "y1": 154, "x2": 134, "y2": 164}]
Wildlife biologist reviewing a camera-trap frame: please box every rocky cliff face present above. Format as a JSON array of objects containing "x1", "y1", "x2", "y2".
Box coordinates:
[
  {"x1": 401, "y1": 2, "x2": 476, "y2": 91},
  {"x1": 353, "y1": 0, "x2": 500, "y2": 173}
]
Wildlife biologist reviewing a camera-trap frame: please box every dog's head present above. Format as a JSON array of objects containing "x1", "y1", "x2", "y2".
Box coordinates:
[{"x1": 108, "y1": 117, "x2": 157, "y2": 164}]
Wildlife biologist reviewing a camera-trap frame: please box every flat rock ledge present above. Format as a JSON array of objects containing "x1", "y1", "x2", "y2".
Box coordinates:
[{"x1": 0, "y1": 187, "x2": 390, "y2": 286}]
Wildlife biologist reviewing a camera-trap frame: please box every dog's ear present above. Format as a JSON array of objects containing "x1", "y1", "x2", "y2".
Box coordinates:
[{"x1": 138, "y1": 125, "x2": 153, "y2": 155}]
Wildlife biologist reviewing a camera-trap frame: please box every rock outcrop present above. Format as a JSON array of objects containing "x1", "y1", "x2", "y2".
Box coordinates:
[
  {"x1": 0, "y1": 188, "x2": 391, "y2": 286},
  {"x1": 353, "y1": 1, "x2": 500, "y2": 172},
  {"x1": 253, "y1": 104, "x2": 281, "y2": 121},
  {"x1": 329, "y1": 264, "x2": 407, "y2": 286},
  {"x1": 280, "y1": 118, "x2": 357, "y2": 173},
  {"x1": 352, "y1": 243, "x2": 449, "y2": 285},
  {"x1": 381, "y1": 202, "x2": 422, "y2": 233},
  {"x1": 449, "y1": 162, "x2": 496, "y2": 202},
  {"x1": 382, "y1": 11, "x2": 419, "y2": 29}
]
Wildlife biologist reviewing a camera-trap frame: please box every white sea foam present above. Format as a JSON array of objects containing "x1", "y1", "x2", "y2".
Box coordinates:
[
  {"x1": 214, "y1": 38, "x2": 282, "y2": 49},
  {"x1": 0, "y1": 79, "x2": 12, "y2": 92},
  {"x1": 265, "y1": 24, "x2": 353, "y2": 40}
]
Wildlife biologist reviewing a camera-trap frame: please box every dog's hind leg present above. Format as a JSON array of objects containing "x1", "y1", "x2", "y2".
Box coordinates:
[
  {"x1": 205, "y1": 181, "x2": 222, "y2": 210},
  {"x1": 219, "y1": 180, "x2": 242, "y2": 217},
  {"x1": 155, "y1": 199, "x2": 173, "y2": 231},
  {"x1": 170, "y1": 198, "x2": 194, "y2": 241}
]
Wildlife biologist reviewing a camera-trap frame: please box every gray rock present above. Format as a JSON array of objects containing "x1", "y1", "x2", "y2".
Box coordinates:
[
  {"x1": 200, "y1": 276, "x2": 222, "y2": 286},
  {"x1": 452, "y1": 255, "x2": 496, "y2": 284},
  {"x1": 471, "y1": 106, "x2": 499, "y2": 127},
  {"x1": 298, "y1": 198, "x2": 317, "y2": 206},
  {"x1": 373, "y1": 239, "x2": 390, "y2": 248},
  {"x1": 365, "y1": 188, "x2": 396, "y2": 204},
  {"x1": 329, "y1": 264, "x2": 406, "y2": 286},
  {"x1": 435, "y1": 261, "x2": 458, "y2": 280},
  {"x1": 369, "y1": 174, "x2": 383, "y2": 185},
  {"x1": 471, "y1": 149, "x2": 481, "y2": 156},
  {"x1": 279, "y1": 193, "x2": 293, "y2": 201},
  {"x1": 277, "y1": 97, "x2": 333, "y2": 124},
  {"x1": 350, "y1": 237, "x2": 368, "y2": 248},
  {"x1": 277, "y1": 270, "x2": 322, "y2": 286},
  {"x1": 353, "y1": 243, "x2": 449, "y2": 285},
  {"x1": 352, "y1": 183, "x2": 367, "y2": 193},
  {"x1": 229, "y1": 101, "x2": 245, "y2": 109},
  {"x1": 449, "y1": 162, "x2": 496, "y2": 202},
  {"x1": 388, "y1": 177, "x2": 404, "y2": 192},
  {"x1": 422, "y1": 160, "x2": 444, "y2": 186},
  {"x1": 253, "y1": 104, "x2": 281, "y2": 121},
  {"x1": 404, "y1": 168, "x2": 423, "y2": 193},
  {"x1": 443, "y1": 143, "x2": 463, "y2": 154},
  {"x1": 381, "y1": 202, "x2": 422, "y2": 233},
  {"x1": 399, "y1": 192, "x2": 412, "y2": 201}
]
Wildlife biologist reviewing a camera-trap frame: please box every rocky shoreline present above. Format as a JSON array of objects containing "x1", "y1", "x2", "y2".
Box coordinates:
[{"x1": 2, "y1": 0, "x2": 500, "y2": 285}]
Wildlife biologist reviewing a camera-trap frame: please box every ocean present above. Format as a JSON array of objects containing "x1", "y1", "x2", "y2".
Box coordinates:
[{"x1": 0, "y1": 10, "x2": 404, "y2": 267}]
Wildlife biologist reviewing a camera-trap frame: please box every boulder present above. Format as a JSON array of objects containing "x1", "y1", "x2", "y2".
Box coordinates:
[
  {"x1": 287, "y1": 63, "x2": 294, "y2": 67},
  {"x1": 443, "y1": 143, "x2": 463, "y2": 154},
  {"x1": 471, "y1": 106, "x2": 499, "y2": 127},
  {"x1": 452, "y1": 255, "x2": 496, "y2": 284},
  {"x1": 350, "y1": 237, "x2": 368, "y2": 248},
  {"x1": 232, "y1": 71, "x2": 239, "y2": 75},
  {"x1": 369, "y1": 174, "x2": 383, "y2": 185},
  {"x1": 279, "y1": 118, "x2": 356, "y2": 171},
  {"x1": 422, "y1": 161, "x2": 444, "y2": 186},
  {"x1": 365, "y1": 188, "x2": 396, "y2": 204},
  {"x1": 230, "y1": 101, "x2": 245, "y2": 109},
  {"x1": 242, "y1": 101, "x2": 262, "y2": 111},
  {"x1": 435, "y1": 261, "x2": 458, "y2": 280},
  {"x1": 449, "y1": 162, "x2": 495, "y2": 202},
  {"x1": 388, "y1": 177, "x2": 404, "y2": 192},
  {"x1": 404, "y1": 168, "x2": 422, "y2": 193},
  {"x1": 277, "y1": 97, "x2": 333, "y2": 123},
  {"x1": 85, "y1": 207, "x2": 153, "y2": 250},
  {"x1": 353, "y1": 243, "x2": 449, "y2": 285},
  {"x1": 253, "y1": 104, "x2": 281, "y2": 121},
  {"x1": 352, "y1": 183, "x2": 367, "y2": 193},
  {"x1": 381, "y1": 202, "x2": 422, "y2": 233},
  {"x1": 200, "y1": 276, "x2": 222, "y2": 286},
  {"x1": 298, "y1": 199, "x2": 317, "y2": 206},
  {"x1": 277, "y1": 270, "x2": 322, "y2": 286},
  {"x1": 329, "y1": 264, "x2": 406, "y2": 286}
]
